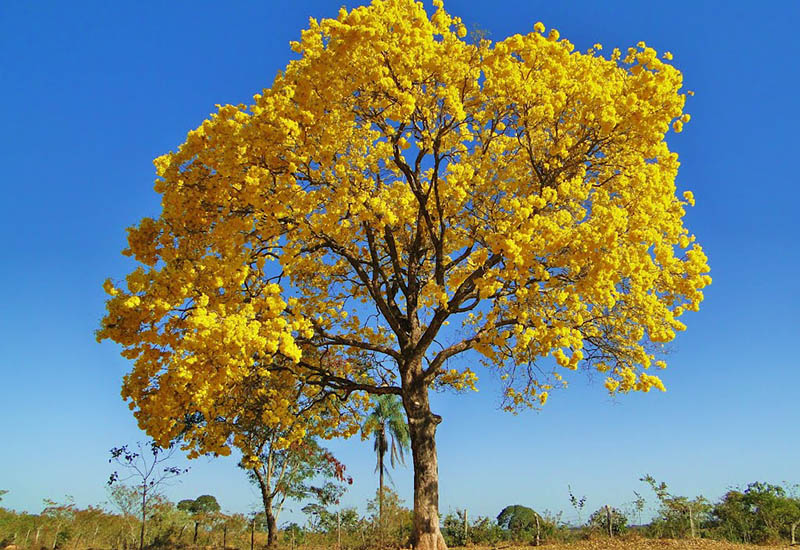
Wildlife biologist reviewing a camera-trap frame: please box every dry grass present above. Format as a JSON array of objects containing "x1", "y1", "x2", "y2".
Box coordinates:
[{"x1": 450, "y1": 537, "x2": 795, "y2": 550}]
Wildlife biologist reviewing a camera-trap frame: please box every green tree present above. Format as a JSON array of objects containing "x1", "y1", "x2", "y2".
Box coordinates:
[
  {"x1": 588, "y1": 506, "x2": 628, "y2": 536},
  {"x1": 244, "y1": 437, "x2": 350, "y2": 548},
  {"x1": 364, "y1": 395, "x2": 410, "y2": 531},
  {"x1": 41, "y1": 497, "x2": 76, "y2": 550},
  {"x1": 496, "y1": 505, "x2": 540, "y2": 541},
  {"x1": 366, "y1": 487, "x2": 413, "y2": 548},
  {"x1": 177, "y1": 495, "x2": 220, "y2": 545},
  {"x1": 641, "y1": 474, "x2": 710, "y2": 539},
  {"x1": 711, "y1": 482, "x2": 800, "y2": 544}
]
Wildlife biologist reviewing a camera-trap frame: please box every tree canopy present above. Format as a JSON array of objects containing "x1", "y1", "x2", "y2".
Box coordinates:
[{"x1": 99, "y1": 0, "x2": 710, "y2": 547}]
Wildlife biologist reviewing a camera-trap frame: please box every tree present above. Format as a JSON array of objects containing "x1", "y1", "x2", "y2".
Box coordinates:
[
  {"x1": 641, "y1": 474, "x2": 710, "y2": 539},
  {"x1": 98, "y1": 1, "x2": 710, "y2": 548},
  {"x1": 711, "y1": 482, "x2": 800, "y2": 544},
  {"x1": 364, "y1": 395, "x2": 410, "y2": 532},
  {"x1": 177, "y1": 495, "x2": 220, "y2": 545},
  {"x1": 588, "y1": 506, "x2": 627, "y2": 536},
  {"x1": 366, "y1": 487, "x2": 413, "y2": 547},
  {"x1": 243, "y1": 435, "x2": 351, "y2": 548},
  {"x1": 567, "y1": 486, "x2": 587, "y2": 526},
  {"x1": 41, "y1": 497, "x2": 76, "y2": 550},
  {"x1": 497, "y1": 505, "x2": 540, "y2": 541},
  {"x1": 108, "y1": 442, "x2": 187, "y2": 550},
  {"x1": 170, "y1": 349, "x2": 352, "y2": 549}
]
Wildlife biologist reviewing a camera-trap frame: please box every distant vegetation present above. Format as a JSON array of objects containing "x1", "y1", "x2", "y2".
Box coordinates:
[{"x1": 1, "y1": 478, "x2": 799, "y2": 549}]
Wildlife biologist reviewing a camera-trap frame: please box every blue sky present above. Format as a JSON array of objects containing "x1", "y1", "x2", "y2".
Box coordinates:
[{"x1": 1, "y1": 0, "x2": 798, "y2": 527}]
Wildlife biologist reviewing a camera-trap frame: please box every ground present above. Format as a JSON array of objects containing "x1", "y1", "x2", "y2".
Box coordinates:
[{"x1": 449, "y1": 538, "x2": 794, "y2": 550}]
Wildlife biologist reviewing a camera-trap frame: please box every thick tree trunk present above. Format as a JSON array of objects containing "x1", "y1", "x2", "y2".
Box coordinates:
[
  {"x1": 193, "y1": 522, "x2": 199, "y2": 545},
  {"x1": 404, "y1": 382, "x2": 447, "y2": 550}
]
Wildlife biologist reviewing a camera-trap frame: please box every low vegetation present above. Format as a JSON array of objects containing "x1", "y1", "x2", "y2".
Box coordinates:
[{"x1": 1, "y1": 478, "x2": 798, "y2": 550}]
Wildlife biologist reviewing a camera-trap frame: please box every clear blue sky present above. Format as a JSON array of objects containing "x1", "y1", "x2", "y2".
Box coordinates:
[{"x1": 1, "y1": 0, "x2": 798, "y2": 526}]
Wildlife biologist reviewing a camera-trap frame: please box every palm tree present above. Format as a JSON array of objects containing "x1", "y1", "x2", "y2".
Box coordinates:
[{"x1": 364, "y1": 394, "x2": 410, "y2": 529}]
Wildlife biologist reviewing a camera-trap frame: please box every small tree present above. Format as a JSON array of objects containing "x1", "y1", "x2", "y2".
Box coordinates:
[
  {"x1": 588, "y1": 506, "x2": 627, "y2": 536},
  {"x1": 243, "y1": 436, "x2": 351, "y2": 548},
  {"x1": 177, "y1": 495, "x2": 220, "y2": 545},
  {"x1": 41, "y1": 497, "x2": 76, "y2": 550},
  {"x1": 641, "y1": 474, "x2": 709, "y2": 539},
  {"x1": 364, "y1": 395, "x2": 410, "y2": 534},
  {"x1": 630, "y1": 491, "x2": 646, "y2": 526},
  {"x1": 366, "y1": 487, "x2": 413, "y2": 548},
  {"x1": 567, "y1": 486, "x2": 587, "y2": 526},
  {"x1": 496, "y1": 505, "x2": 541, "y2": 542},
  {"x1": 108, "y1": 441, "x2": 187, "y2": 550}
]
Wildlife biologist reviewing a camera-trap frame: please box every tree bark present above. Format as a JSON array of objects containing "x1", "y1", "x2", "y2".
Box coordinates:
[
  {"x1": 254, "y1": 467, "x2": 278, "y2": 548},
  {"x1": 404, "y1": 380, "x2": 447, "y2": 550},
  {"x1": 266, "y1": 505, "x2": 277, "y2": 549},
  {"x1": 140, "y1": 490, "x2": 146, "y2": 550}
]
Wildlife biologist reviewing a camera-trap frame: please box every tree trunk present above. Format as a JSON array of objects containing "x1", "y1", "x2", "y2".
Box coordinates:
[
  {"x1": 791, "y1": 519, "x2": 799, "y2": 545},
  {"x1": 193, "y1": 521, "x2": 199, "y2": 545},
  {"x1": 404, "y1": 382, "x2": 446, "y2": 550},
  {"x1": 254, "y1": 467, "x2": 278, "y2": 548},
  {"x1": 140, "y1": 490, "x2": 146, "y2": 550},
  {"x1": 266, "y1": 506, "x2": 277, "y2": 549},
  {"x1": 606, "y1": 505, "x2": 613, "y2": 538}
]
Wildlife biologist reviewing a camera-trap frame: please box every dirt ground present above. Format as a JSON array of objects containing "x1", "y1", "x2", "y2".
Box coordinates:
[{"x1": 450, "y1": 538, "x2": 795, "y2": 550}]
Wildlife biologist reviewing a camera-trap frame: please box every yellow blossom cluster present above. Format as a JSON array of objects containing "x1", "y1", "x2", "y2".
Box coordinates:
[{"x1": 98, "y1": 0, "x2": 710, "y2": 453}]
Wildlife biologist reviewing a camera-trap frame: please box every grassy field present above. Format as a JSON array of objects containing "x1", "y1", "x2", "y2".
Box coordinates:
[{"x1": 448, "y1": 538, "x2": 795, "y2": 550}]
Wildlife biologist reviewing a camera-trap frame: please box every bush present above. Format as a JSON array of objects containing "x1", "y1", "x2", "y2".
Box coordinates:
[
  {"x1": 588, "y1": 506, "x2": 628, "y2": 536},
  {"x1": 441, "y1": 511, "x2": 506, "y2": 547}
]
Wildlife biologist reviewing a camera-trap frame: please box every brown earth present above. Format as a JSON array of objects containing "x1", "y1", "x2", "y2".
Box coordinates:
[{"x1": 450, "y1": 538, "x2": 794, "y2": 550}]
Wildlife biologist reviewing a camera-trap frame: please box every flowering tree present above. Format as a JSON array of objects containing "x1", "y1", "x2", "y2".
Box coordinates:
[{"x1": 98, "y1": 0, "x2": 710, "y2": 548}]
